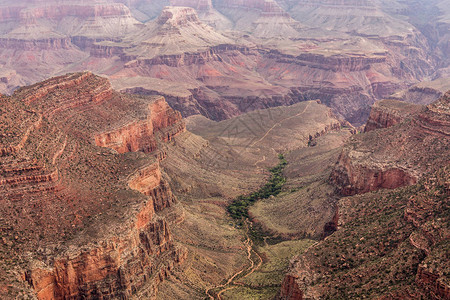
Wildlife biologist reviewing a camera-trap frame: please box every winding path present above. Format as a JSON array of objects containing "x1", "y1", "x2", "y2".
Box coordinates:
[
  {"x1": 249, "y1": 102, "x2": 311, "y2": 148},
  {"x1": 205, "y1": 223, "x2": 263, "y2": 300},
  {"x1": 206, "y1": 103, "x2": 312, "y2": 299}
]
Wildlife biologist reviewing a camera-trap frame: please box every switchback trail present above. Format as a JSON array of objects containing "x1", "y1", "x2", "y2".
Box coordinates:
[{"x1": 249, "y1": 101, "x2": 311, "y2": 148}]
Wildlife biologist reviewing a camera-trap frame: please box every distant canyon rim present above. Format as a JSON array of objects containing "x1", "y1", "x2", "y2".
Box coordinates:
[{"x1": 0, "y1": 0, "x2": 448, "y2": 125}]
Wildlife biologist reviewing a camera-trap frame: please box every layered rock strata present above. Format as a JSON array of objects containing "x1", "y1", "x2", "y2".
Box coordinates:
[
  {"x1": 331, "y1": 92, "x2": 449, "y2": 195},
  {"x1": 279, "y1": 92, "x2": 450, "y2": 299},
  {"x1": 0, "y1": 72, "x2": 186, "y2": 299}
]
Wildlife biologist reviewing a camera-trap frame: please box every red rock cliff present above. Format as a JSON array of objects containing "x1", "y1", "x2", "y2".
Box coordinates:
[
  {"x1": 330, "y1": 148, "x2": 418, "y2": 196},
  {"x1": 279, "y1": 163, "x2": 449, "y2": 299},
  {"x1": 330, "y1": 93, "x2": 449, "y2": 196},
  {"x1": 26, "y1": 163, "x2": 185, "y2": 300},
  {"x1": 364, "y1": 99, "x2": 423, "y2": 132},
  {"x1": 279, "y1": 274, "x2": 303, "y2": 300},
  {"x1": 0, "y1": 72, "x2": 187, "y2": 299},
  {"x1": 94, "y1": 97, "x2": 185, "y2": 153}
]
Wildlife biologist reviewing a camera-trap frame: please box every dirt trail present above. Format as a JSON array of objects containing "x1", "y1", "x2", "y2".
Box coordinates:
[
  {"x1": 254, "y1": 155, "x2": 266, "y2": 166},
  {"x1": 250, "y1": 102, "x2": 311, "y2": 168},
  {"x1": 206, "y1": 105, "x2": 313, "y2": 299},
  {"x1": 249, "y1": 102, "x2": 311, "y2": 148},
  {"x1": 205, "y1": 223, "x2": 263, "y2": 300}
]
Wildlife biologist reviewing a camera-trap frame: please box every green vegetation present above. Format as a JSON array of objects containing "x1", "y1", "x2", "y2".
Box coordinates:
[
  {"x1": 222, "y1": 239, "x2": 315, "y2": 299},
  {"x1": 227, "y1": 154, "x2": 287, "y2": 220}
]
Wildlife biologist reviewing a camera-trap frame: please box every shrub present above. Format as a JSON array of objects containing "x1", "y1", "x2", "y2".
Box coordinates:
[{"x1": 227, "y1": 154, "x2": 288, "y2": 220}]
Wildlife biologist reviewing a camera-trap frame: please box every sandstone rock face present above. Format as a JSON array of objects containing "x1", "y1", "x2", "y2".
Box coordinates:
[
  {"x1": 265, "y1": 50, "x2": 387, "y2": 72},
  {"x1": 95, "y1": 120, "x2": 159, "y2": 153},
  {"x1": 0, "y1": 72, "x2": 186, "y2": 299},
  {"x1": 119, "y1": 85, "x2": 208, "y2": 119},
  {"x1": 331, "y1": 149, "x2": 418, "y2": 195},
  {"x1": 330, "y1": 92, "x2": 450, "y2": 196},
  {"x1": 279, "y1": 93, "x2": 449, "y2": 299},
  {"x1": 116, "y1": 6, "x2": 233, "y2": 63},
  {"x1": 95, "y1": 98, "x2": 185, "y2": 153},
  {"x1": 364, "y1": 100, "x2": 423, "y2": 132},
  {"x1": 26, "y1": 218, "x2": 186, "y2": 300}
]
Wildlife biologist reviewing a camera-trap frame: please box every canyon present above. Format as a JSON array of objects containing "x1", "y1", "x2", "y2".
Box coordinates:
[
  {"x1": 279, "y1": 91, "x2": 450, "y2": 299},
  {"x1": 1, "y1": 71, "x2": 356, "y2": 299},
  {"x1": 1, "y1": 74, "x2": 448, "y2": 300},
  {"x1": 0, "y1": 60, "x2": 447, "y2": 300},
  {"x1": 0, "y1": 0, "x2": 448, "y2": 125},
  {"x1": 0, "y1": 0, "x2": 448, "y2": 299},
  {"x1": 0, "y1": 72, "x2": 187, "y2": 299}
]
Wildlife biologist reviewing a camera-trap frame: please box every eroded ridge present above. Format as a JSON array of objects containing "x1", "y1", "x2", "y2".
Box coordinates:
[
  {"x1": 0, "y1": 72, "x2": 186, "y2": 299},
  {"x1": 331, "y1": 92, "x2": 450, "y2": 196},
  {"x1": 280, "y1": 93, "x2": 450, "y2": 299}
]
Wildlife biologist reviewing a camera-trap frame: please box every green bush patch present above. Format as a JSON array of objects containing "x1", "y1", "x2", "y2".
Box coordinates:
[{"x1": 228, "y1": 154, "x2": 287, "y2": 220}]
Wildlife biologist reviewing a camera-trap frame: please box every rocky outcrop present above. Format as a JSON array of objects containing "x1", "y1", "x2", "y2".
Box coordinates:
[
  {"x1": 26, "y1": 219, "x2": 187, "y2": 300},
  {"x1": 364, "y1": 99, "x2": 423, "y2": 132},
  {"x1": 267, "y1": 50, "x2": 387, "y2": 72},
  {"x1": 89, "y1": 43, "x2": 128, "y2": 58},
  {"x1": 0, "y1": 37, "x2": 71, "y2": 50},
  {"x1": 120, "y1": 87, "x2": 208, "y2": 118},
  {"x1": 124, "y1": 44, "x2": 251, "y2": 67},
  {"x1": 149, "y1": 97, "x2": 186, "y2": 139},
  {"x1": 391, "y1": 85, "x2": 448, "y2": 106},
  {"x1": 95, "y1": 120, "x2": 159, "y2": 154},
  {"x1": 94, "y1": 97, "x2": 185, "y2": 153},
  {"x1": 331, "y1": 149, "x2": 418, "y2": 195},
  {"x1": 19, "y1": 72, "x2": 111, "y2": 105},
  {"x1": 0, "y1": 72, "x2": 187, "y2": 299},
  {"x1": 26, "y1": 162, "x2": 185, "y2": 300},
  {"x1": 280, "y1": 94, "x2": 449, "y2": 300},
  {"x1": 404, "y1": 163, "x2": 450, "y2": 300},
  {"x1": 113, "y1": 6, "x2": 234, "y2": 67},
  {"x1": 156, "y1": 6, "x2": 203, "y2": 26},
  {"x1": 416, "y1": 265, "x2": 450, "y2": 300},
  {"x1": 418, "y1": 92, "x2": 450, "y2": 136},
  {"x1": 0, "y1": 169, "x2": 58, "y2": 186},
  {"x1": 279, "y1": 274, "x2": 303, "y2": 300},
  {"x1": 71, "y1": 36, "x2": 120, "y2": 51},
  {"x1": 279, "y1": 167, "x2": 449, "y2": 299},
  {"x1": 128, "y1": 163, "x2": 177, "y2": 212},
  {"x1": 330, "y1": 93, "x2": 450, "y2": 196}
]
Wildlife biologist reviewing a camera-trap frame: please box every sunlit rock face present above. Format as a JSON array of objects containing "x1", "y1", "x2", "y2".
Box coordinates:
[
  {"x1": 280, "y1": 92, "x2": 450, "y2": 300},
  {"x1": 0, "y1": 72, "x2": 186, "y2": 299}
]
